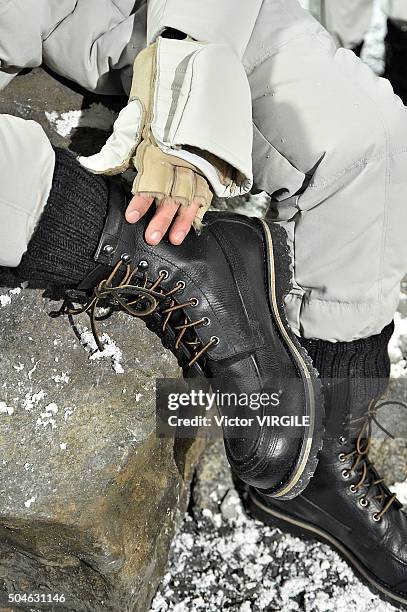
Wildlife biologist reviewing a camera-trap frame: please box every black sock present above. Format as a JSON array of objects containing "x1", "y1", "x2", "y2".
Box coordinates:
[
  {"x1": 15, "y1": 148, "x2": 108, "y2": 288},
  {"x1": 298, "y1": 324, "x2": 393, "y2": 385},
  {"x1": 298, "y1": 323, "x2": 394, "y2": 434}
]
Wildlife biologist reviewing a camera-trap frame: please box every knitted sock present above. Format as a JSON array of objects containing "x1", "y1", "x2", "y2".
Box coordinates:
[
  {"x1": 298, "y1": 323, "x2": 394, "y2": 438},
  {"x1": 15, "y1": 147, "x2": 108, "y2": 288}
]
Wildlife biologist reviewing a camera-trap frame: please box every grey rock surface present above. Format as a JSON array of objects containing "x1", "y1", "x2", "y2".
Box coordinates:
[
  {"x1": 0, "y1": 68, "x2": 206, "y2": 611},
  {"x1": 0, "y1": 269, "x2": 206, "y2": 612}
]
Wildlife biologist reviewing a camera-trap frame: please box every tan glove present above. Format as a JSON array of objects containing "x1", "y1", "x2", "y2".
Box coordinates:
[
  {"x1": 79, "y1": 37, "x2": 254, "y2": 231},
  {"x1": 79, "y1": 41, "x2": 212, "y2": 230}
]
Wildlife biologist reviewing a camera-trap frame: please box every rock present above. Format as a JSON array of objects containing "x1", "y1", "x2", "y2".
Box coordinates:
[
  {"x1": 190, "y1": 439, "x2": 234, "y2": 518},
  {"x1": 0, "y1": 286, "x2": 206, "y2": 611},
  {"x1": 220, "y1": 490, "x2": 241, "y2": 522},
  {"x1": 0, "y1": 66, "x2": 126, "y2": 153},
  {"x1": 369, "y1": 377, "x2": 407, "y2": 485},
  {"x1": 0, "y1": 68, "x2": 206, "y2": 611},
  {"x1": 370, "y1": 437, "x2": 407, "y2": 485}
]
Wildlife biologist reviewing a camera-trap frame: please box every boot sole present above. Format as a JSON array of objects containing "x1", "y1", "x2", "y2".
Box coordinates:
[
  {"x1": 248, "y1": 487, "x2": 407, "y2": 610},
  {"x1": 259, "y1": 219, "x2": 324, "y2": 500}
]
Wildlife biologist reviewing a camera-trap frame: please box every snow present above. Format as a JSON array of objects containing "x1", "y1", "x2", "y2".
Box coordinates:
[
  {"x1": 52, "y1": 372, "x2": 70, "y2": 384},
  {"x1": 151, "y1": 490, "x2": 398, "y2": 612},
  {"x1": 389, "y1": 310, "x2": 407, "y2": 378},
  {"x1": 391, "y1": 481, "x2": 407, "y2": 505},
  {"x1": 0, "y1": 402, "x2": 14, "y2": 416},
  {"x1": 0, "y1": 286, "x2": 24, "y2": 307},
  {"x1": 362, "y1": 0, "x2": 386, "y2": 74},
  {"x1": 64, "y1": 407, "x2": 76, "y2": 422},
  {"x1": 27, "y1": 359, "x2": 40, "y2": 380},
  {"x1": 23, "y1": 390, "x2": 46, "y2": 412},
  {"x1": 45, "y1": 102, "x2": 117, "y2": 138},
  {"x1": 0, "y1": 295, "x2": 11, "y2": 307},
  {"x1": 24, "y1": 496, "x2": 36, "y2": 509},
  {"x1": 36, "y1": 403, "x2": 59, "y2": 429},
  {"x1": 229, "y1": 193, "x2": 270, "y2": 219},
  {"x1": 77, "y1": 323, "x2": 125, "y2": 374}
]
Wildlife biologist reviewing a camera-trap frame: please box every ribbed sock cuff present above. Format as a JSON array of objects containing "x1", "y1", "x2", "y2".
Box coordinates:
[
  {"x1": 16, "y1": 148, "x2": 108, "y2": 288},
  {"x1": 298, "y1": 323, "x2": 394, "y2": 382},
  {"x1": 298, "y1": 323, "x2": 394, "y2": 431}
]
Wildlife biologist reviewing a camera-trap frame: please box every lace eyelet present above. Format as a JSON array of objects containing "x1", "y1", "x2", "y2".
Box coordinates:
[
  {"x1": 202, "y1": 317, "x2": 211, "y2": 326},
  {"x1": 121, "y1": 253, "x2": 131, "y2": 264},
  {"x1": 211, "y1": 336, "x2": 220, "y2": 346},
  {"x1": 159, "y1": 269, "x2": 169, "y2": 280},
  {"x1": 190, "y1": 298, "x2": 199, "y2": 307},
  {"x1": 339, "y1": 436, "x2": 348, "y2": 446},
  {"x1": 177, "y1": 281, "x2": 186, "y2": 291},
  {"x1": 349, "y1": 484, "x2": 357, "y2": 493},
  {"x1": 359, "y1": 497, "x2": 369, "y2": 508},
  {"x1": 103, "y1": 244, "x2": 114, "y2": 254},
  {"x1": 138, "y1": 260, "x2": 149, "y2": 270},
  {"x1": 338, "y1": 453, "x2": 346, "y2": 462},
  {"x1": 342, "y1": 469, "x2": 351, "y2": 480},
  {"x1": 372, "y1": 512, "x2": 382, "y2": 523}
]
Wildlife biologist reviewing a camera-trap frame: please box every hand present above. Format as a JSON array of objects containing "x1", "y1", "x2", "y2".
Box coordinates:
[
  {"x1": 126, "y1": 194, "x2": 203, "y2": 246},
  {"x1": 79, "y1": 37, "x2": 254, "y2": 245},
  {"x1": 79, "y1": 40, "x2": 212, "y2": 245}
]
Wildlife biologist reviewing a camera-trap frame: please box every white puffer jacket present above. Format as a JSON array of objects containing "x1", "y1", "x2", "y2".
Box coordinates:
[{"x1": 0, "y1": 0, "x2": 263, "y2": 93}]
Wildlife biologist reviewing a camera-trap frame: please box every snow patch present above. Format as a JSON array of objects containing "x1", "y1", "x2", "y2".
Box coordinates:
[
  {"x1": 36, "y1": 403, "x2": 58, "y2": 429},
  {"x1": 27, "y1": 359, "x2": 40, "y2": 380},
  {"x1": 0, "y1": 287, "x2": 23, "y2": 307},
  {"x1": 391, "y1": 481, "x2": 407, "y2": 505},
  {"x1": 23, "y1": 390, "x2": 46, "y2": 412},
  {"x1": 24, "y1": 496, "x2": 36, "y2": 509},
  {"x1": 64, "y1": 407, "x2": 76, "y2": 422},
  {"x1": 389, "y1": 310, "x2": 407, "y2": 378},
  {"x1": 45, "y1": 103, "x2": 117, "y2": 138},
  {"x1": 52, "y1": 372, "x2": 70, "y2": 384},
  {"x1": 77, "y1": 324, "x2": 125, "y2": 374},
  {"x1": 233, "y1": 193, "x2": 270, "y2": 219},
  {"x1": 152, "y1": 480, "x2": 400, "y2": 612},
  {"x1": 0, "y1": 402, "x2": 14, "y2": 416}
]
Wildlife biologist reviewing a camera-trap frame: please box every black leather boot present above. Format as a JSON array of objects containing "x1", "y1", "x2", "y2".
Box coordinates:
[
  {"x1": 384, "y1": 19, "x2": 407, "y2": 105},
  {"x1": 247, "y1": 323, "x2": 407, "y2": 609},
  {"x1": 51, "y1": 179, "x2": 324, "y2": 500}
]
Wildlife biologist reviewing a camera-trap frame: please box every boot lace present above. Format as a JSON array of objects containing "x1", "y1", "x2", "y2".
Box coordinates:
[
  {"x1": 50, "y1": 260, "x2": 218, "y2": 368},
  {"x1": 339, "y1": 399, "x2": 407, "y2": 520}
]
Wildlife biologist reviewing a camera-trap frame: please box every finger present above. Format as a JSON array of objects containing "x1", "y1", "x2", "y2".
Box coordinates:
[
  {"x1": 169, "y1": 201, "x2": 201, "y2": 245},
  {"x1": 125, "y1": 195, "x2": 154, "y2": 224},
  {"x1": 145, "y1": 198, "x2": 180, "y2": 245}
]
